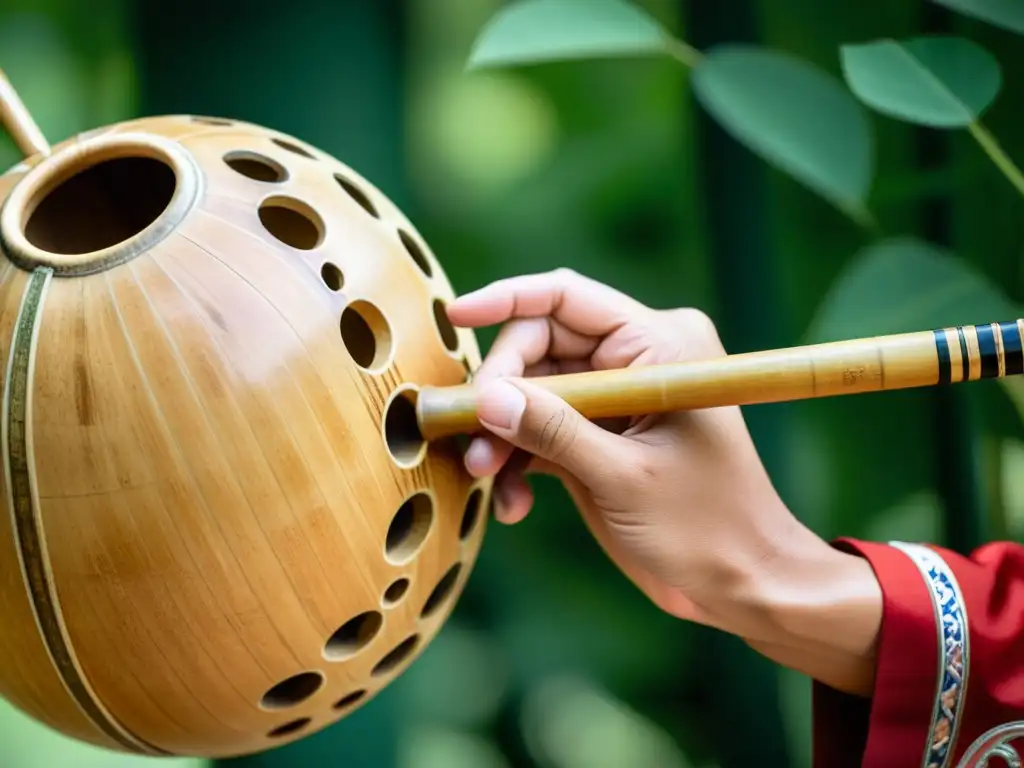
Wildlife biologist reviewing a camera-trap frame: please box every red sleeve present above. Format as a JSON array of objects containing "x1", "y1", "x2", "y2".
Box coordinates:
[{"x1": 812, "y1": 538, "x2": 1024, "y2": 768}]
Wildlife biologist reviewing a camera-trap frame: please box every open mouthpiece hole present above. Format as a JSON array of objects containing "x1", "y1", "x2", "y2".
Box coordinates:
[
  {"x1": 23, "y1": 156, "x2": 176, "y2": 256},
  {"x1": 1, "y1": 134, "x2": 203, "y2": 276}
]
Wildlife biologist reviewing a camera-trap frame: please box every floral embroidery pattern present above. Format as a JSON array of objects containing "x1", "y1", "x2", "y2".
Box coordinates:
[{"x1": 890, "y1": 541, "x2": 970, "y2": 768}]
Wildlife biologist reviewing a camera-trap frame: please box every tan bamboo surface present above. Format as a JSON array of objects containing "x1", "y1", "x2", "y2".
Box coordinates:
[
  {"x1": 0, "y1": 69, "x2": 49, "y2": 158},
  {"x1": 0, "y1": 68, "x2": 489, "y2": 758},
  {"x1": 416, "y1": 318, "x2": 1024, "y2": 441}
]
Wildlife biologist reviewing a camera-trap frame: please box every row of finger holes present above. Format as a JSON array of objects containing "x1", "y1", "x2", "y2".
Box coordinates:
[
  {"x1": 197, "y1": 120, "x2": 434, "y2": 282},
  {"x1": 258, "y1": 586, "x2": 451, "y2": 739},
  {"x1": 220, "y1": 142, "x2": 434, "y2": 276},
  {"x1": 257, "y1": 488, "x2": 483, "y2": 738},
  {"x1": 224, "y1": 148, "x2": 458, "y2": 378},
  {"x1": 222, "y1": 129, "x2": 478, "y2": 559},
  {"x1": 220, "y1": 130, "x2": 474, "y2": 529},
  {"x1": 217, "y1": 132, "x2": 467, "y2": 467},
  {"x1": 209, "y1": 122, "x2": 481, "y2": 739},
  {"x1": 265, "y1": 687, "x2": 368, "y2": 739}
]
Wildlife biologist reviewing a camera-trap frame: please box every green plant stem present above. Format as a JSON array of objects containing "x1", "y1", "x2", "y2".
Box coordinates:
[
  {"x1": 666, "y1": 37, "x2": 702, "y2": 68},
  {"x1": 969, "y1": 121, "x2": 1024, "y2": 199}
]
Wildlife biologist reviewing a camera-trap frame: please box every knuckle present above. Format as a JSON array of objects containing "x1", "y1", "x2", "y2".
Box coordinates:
[
  {"x1": 552, "y1": 266, "x2": 579, "y2": 280},
  {"x1": 550, "y1": 267, "x2": 586, "y2": 293},
  {"x1": 677, "y1": 307, "x2": 717, "y2": 335},
  {"x1": 666, "y1": 307, "x2": 725, "y2": 352}
]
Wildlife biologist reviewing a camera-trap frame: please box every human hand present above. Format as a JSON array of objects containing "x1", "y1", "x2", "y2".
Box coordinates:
[{"x1": 446, "y1": 269, "x2": 830, "y2": 632}]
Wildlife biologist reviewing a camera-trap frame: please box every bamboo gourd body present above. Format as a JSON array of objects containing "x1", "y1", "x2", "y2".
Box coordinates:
[{"x1": 0, "y1": 115, "x2": 489, "y2": 758}]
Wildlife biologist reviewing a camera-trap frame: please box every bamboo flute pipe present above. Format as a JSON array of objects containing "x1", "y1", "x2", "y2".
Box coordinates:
[
  {"x1": 416, "y1": 319, "x2": 1024, "y2": 440},
  {"x1": 0, "y1": 68, "x2": 49, "y2": 159}
]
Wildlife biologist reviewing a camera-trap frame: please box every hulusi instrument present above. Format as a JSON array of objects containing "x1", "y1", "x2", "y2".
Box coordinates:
[{"x1": 0, "y1": 65, "x2": 1018, "y2": 760}]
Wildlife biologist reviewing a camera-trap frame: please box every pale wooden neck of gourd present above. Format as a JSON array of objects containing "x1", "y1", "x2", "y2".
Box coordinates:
[
  {"x1": 417, "y1": 320, "x2": 1024, "y2": 440},
  {"x1": 0, "y1": 68, "x2": 50, "y2": 159}
]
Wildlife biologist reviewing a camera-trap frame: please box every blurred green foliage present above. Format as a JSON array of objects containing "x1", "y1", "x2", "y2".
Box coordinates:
[{"x1": 1, "y1": 1, "x2": 1023, "y2": 767}]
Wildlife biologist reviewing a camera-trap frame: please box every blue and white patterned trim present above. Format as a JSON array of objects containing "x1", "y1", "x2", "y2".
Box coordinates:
[{"x1": 890, "y1": 541, "x2": 970, "y2": 768}]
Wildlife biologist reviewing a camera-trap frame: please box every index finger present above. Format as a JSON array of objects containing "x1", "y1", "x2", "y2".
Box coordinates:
[{"x1": 447, "y1": 268, "x2": 650, "y2": 337}]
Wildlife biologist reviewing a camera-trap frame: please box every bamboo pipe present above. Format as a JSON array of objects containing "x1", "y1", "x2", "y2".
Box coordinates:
[
  {"x1": 416, "y1": 319, "x2": 1024, "y2": 440},
  {"x1": 0, "y1": 68, "x2": 49, "y2": 158}
]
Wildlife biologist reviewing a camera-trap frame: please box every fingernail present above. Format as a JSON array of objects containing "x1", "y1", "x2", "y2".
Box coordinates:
[
  {"x1": 465, "y1": 438, "x2": 493, "y2": 474},
  {"x1": 477, "y1": 380, "x2": 525, "y2": 433}
]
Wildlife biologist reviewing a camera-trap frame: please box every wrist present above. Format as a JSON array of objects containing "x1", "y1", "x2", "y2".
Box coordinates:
[{"x1": 716, "y1": 517, "x2": 884, "y2": 696}]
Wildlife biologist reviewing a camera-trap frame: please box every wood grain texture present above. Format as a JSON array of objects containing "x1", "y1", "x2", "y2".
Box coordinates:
[
  {"x1": 0, "y1": 115, "x2": 490, "y2": 758},
  {"x1": 418, "y1": 321, "x2": 1024, "y2": 440}
]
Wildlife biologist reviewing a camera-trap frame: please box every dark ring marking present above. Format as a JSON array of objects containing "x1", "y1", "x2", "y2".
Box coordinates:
[
  {"x1": 934, "y1": 330, "x2": 951, "y2": 386},
  {"x1": 999, "y1": 321, "x2": 1023, "y2": 376},
  {"x1": 976, "y1": 323, "x2": 999, "y2": 380},
  {"x1": 5, "y1": 267, "x2": 166, "y2": 755},
  {"x1": 957, "y1": 327, "x2": 970, "y2": 383}
]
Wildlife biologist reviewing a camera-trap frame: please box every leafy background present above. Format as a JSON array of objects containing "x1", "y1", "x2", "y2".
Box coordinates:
[{"x1": 1, "y1": 0, "x2": 1023, "y2": 766}]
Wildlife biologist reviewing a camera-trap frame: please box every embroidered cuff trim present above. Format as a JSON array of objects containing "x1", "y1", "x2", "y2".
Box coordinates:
[{"x1": 889, "y1": 541, "x2": 970, "y2": 768}]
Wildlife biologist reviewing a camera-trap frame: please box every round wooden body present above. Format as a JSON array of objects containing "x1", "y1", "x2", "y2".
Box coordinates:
[{"x1": 0, "y1": 115, "x2": 489, "y2": 758}]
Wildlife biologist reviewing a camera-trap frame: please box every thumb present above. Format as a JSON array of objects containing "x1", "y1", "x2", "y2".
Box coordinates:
[{"x1": 475, "y1": 378, "x2": 635, "y2": 487}]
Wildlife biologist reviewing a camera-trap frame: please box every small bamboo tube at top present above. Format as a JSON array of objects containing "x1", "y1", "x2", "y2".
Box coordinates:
[
  {"x1": 0, "y1": 68, "x2": 49, "y2": 158},
  {"x1": 416, "y1": 319, "x2": 1024, "y2": 440}
]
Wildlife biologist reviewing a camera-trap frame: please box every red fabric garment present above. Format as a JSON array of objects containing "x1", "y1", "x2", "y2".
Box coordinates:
[{"x1": 812, "y1": 538, "x2": 1024, "y2": 767}]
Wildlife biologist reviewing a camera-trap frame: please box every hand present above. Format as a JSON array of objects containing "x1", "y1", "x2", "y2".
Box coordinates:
[
  {"x1": 448, "y1": 269, "x2": 798, "y2": 622},
  {"x1": 447, "y1": 269, "x2": 883, "y2": 695}
]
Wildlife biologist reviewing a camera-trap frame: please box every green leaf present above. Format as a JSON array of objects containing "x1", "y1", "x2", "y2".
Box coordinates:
[
  {"x1": 467, "y1": 0, "x2": 673, "y2": 70},
  {"x1": 930, "y1": 0, "x2": 1024, "y2": 36},
  {"x1": 690, "y1": 44, "x2": 874, "y2": 224},
  {"x1": 805, "y1": 237, "x2": 1019, "y2": 344},
  {"x1": 806, "y1": 236, "x2": 1015, "y2": 344},
  {"x1": 840, "y1": 36, "x2": 1002, "y2": 128},
  {"x1": 806, "y1": 237, "x2": 1024, "y2": 426}
]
